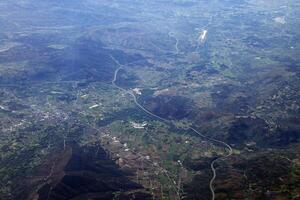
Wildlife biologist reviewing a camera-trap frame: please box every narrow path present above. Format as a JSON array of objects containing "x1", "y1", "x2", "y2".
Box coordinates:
[{"x1": 110, "y1": 56, "x2": 233, "y2": 200}]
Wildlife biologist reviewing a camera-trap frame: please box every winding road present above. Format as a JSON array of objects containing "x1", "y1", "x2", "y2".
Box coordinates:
[
  {"x1": 111, "y1": 56, "x2": 233, "y2": 200},
  {"x1": 168, "y1": 32, "x2": 180, "y2": 54}
]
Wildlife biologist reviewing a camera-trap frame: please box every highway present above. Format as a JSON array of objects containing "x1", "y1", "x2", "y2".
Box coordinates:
[{"x1": 111, "y1": 56, "x2": 233, "y2": 200}]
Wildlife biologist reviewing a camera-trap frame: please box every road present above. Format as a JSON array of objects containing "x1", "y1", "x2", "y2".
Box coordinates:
[
  {"x1": 168, "y1": 32, "x2": 180, "y2": 54},
  {"x1": 111, "y1": 56, "x2": 233, "y2": 200}
]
